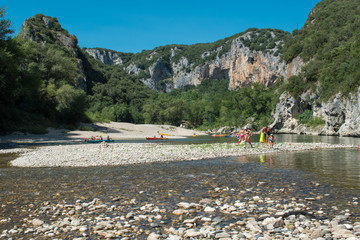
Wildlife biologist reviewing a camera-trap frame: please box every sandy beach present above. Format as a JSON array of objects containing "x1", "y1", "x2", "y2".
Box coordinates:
[
  {"x1": 0, "y1": 122, "x2": 205, "y2": 144},
  {"x1": 0, "y1": 122, "x2": 356, "y2": 167},
  {"x1": 1, "y1": 123, "x2": 360, "y2": 239}
]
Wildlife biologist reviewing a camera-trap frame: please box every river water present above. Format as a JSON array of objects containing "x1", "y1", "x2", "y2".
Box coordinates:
[
  {"x1": 0, "y1": 134, "x2": 360, "y2": 238},
  {"x1": 1, "y1": 134, "x2": 360, "y2": 189}
]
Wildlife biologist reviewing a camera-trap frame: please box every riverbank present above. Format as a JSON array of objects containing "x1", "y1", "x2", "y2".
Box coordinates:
[
  {"x1": 9, "y1": 141, "x2": 356, "y2": 167},
  {"x1": 1, "y1": 154, "x2": 360, "y2": 239},
  {"x1": 0, "y1": 122, "x2": 205, "y2": 144}
]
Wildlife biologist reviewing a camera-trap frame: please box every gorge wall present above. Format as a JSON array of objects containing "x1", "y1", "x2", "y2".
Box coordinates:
[
  {"x1": 270, "y1": 88, "x2": 360, "y2": 137},
  {"x1": 84, "y1": 32, "x2": 360, "y2": 137},
  {"x1": 84, "y1": 30, "x2": 303, "y2": 92},
  {"x1": 22, "y1": 15, "x2": 359, "y2": 137}
]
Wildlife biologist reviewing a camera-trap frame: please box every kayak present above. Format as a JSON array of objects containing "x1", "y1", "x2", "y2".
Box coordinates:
[
  {"x1": 85, "y1": 139, "x2": 114, "y2": 143},
  {"x1": 225, "y1": 135, "x2": 236, "y2": 137},
  {"x1": 146, "y1": 137, "x2": 168, "y2": 140},
  {"x1": 211, "y1": 134, "x2": 226, "y2": 137},
  {"x1": 158, "y1": 132, "x2": 173, "y2": 136}
]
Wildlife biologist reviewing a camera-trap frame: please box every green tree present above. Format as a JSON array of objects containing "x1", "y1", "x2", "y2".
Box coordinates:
[
  {"x1": 0, "y1": 7, "x2": 13, "y2": 40},
  {"x1": 55, "y1": 84, "x2": 86, "y2": 122}
]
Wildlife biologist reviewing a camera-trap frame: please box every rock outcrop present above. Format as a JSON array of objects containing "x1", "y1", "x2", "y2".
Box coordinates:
[
  {"x1": 271, "y1": 87, "x2": 360, "y2": 137},
  {"x1": 22, "y1": 14, "x2": 87, "y2": 91},
  {"x1": 84, "y1": 48, "x2": 124, "y2": 65},
  {"x1": 85, "y1": 30, "x2": 303, "y2": 91}
]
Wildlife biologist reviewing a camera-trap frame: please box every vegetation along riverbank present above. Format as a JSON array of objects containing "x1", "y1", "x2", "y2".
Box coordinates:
[{"x1": 1, "y1": 0, "x2": 360, "y2": 136}]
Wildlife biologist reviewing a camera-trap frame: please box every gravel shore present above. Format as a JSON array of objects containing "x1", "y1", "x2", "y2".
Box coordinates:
[
  {"x1": 2, "y1": 156, "x2": 360, "y2": 239},
  {"x1": 2, "y1": 194, "x2": 359, "y2": 239},
  {"x1": 1, "y1": 141, "x2": 359, "y2": 239},
  {"x1": 9, "y1": 142, "x2": 356, "y2": 167}
]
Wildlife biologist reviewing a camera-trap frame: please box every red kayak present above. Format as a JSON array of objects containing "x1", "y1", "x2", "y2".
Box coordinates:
[{"x1": 146, "y1": 137, "x2": 168, "y2": 140}]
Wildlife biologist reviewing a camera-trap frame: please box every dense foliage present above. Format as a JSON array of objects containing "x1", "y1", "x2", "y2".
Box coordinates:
[
  {"x1": 0, "y1": 12, "x2": 87, "y2": 133},
  {"x1": 2, "y1": 0, "x2": 360, "y2": 134},
  {"x1": 142, "y1": 79, "x2": 276, "y2": 130},
  {"x1": 297, "y1": 109, "x2": 325, "y2": 127},
  {"x1": 281, "y1": 0, "x2": 360, "y2": 99},
  {"x1": 240, "y1": 28, "x2": 289, "y2": 56},
  {"x1": 85, "y1": 65, "x2": 154, "y2": 123}
]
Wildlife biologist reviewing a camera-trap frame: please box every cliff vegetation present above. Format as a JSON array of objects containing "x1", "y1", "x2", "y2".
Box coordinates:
[
  {"x1": 281, "y1": 0, "x2": 360, "y2": 100},
  {"x1": 1, "y1": 0, "x2": 360, "y2": 135}
]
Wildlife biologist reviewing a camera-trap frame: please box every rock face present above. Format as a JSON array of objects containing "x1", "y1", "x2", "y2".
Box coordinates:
[
  {"x1": 271, "y1": 87, "x2": 360, "y2": 137},
  {"x1": 145, "y1": 58, "x2": 173, "y2": 91},
  {"x1": 22, "y1": 14, "x2": 87, "y2": 91},
  {"x1": 84, "y1": 48, "x2": 123, "y2": 65},
  {"x1": 85, "y1": 30, "x2": 303, "y2": 91}
]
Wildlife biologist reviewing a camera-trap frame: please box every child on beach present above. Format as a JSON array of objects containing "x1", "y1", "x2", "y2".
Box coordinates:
[
  {"x1": 237, "y1": 129, "x2": 245, "y2": 144},
  {"x1": 269, "y1": 134, "x2": 275, "y2": 148}
]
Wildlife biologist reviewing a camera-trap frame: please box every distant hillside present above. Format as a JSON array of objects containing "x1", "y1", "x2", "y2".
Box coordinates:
[
  {"x1": 1, "y1": 0, "x2": 360, "y2": 136},
  {"x1": 281, "y1": 0, "x2": 360, "y2": 99},
  {"x1": 84, "y1": 28, "x2": 297, "y2": 92}
]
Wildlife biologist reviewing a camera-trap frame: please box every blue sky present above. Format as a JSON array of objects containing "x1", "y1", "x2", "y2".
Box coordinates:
[{"x1": 4, "y1": 0, "x2": 321, "y2": 53}]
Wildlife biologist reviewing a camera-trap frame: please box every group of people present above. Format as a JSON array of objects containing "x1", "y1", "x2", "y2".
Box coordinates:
[
  {"x1": 237, "y1": 127, "x2": 253, "y2": 147},
  {"x1": 87, "y1": 135, "x2": 111, "y2": 141},
  {"x1": 236, "y1": 126, "x2": 275, "y2": 148},
  {"x1": 89, "y1": 135, "x2": 103, "y2": 140}
]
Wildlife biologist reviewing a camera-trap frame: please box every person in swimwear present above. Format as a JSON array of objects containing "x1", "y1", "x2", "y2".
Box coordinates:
[
  {"x1": 269, "y1": 134, "x2": 275, "y2": 148},
  {"x1": 237, "y1": 129, "x2": 245, "y2": 144},
  {"x1": 244, "y1": 127, "x2": 253, "y2": 147}
]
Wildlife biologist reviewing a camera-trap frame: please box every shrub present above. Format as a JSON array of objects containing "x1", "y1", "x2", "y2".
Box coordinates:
[{"x1": 297, "y1": 110, "x2": 325, "y2": 127}]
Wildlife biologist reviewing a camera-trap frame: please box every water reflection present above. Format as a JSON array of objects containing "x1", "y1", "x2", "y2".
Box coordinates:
[
  {"x1": 1, "y1": 134, "x2": 360, "y2": 190},
  {"x1": 238, "y1": 148, "x2": 360, "y2": 189},
  {"x1": 275, "y1": 134, "x2": 360, "y2": 145}
]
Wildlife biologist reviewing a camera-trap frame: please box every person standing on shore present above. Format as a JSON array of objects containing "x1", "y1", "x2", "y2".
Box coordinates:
[
  {"x1": 269, "y1": 134, "x2": 275, "y2": 148},
  {"x1": 244, "y1": 127, "x2": 253, "y2": 148},
  {"x1": 237, "y1": 128, "x2": 245, "y2": 144},
  {"x1": 260, "y1": 126, "x2": 268, "y2": 143},
  {"x1": 266, "y1": 126, "x2": 271, "y2": 143}
]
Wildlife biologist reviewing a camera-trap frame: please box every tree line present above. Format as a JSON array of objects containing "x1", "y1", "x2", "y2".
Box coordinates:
[{"x1": 3, "y1": 0, "x2": 360, "y2": 134}]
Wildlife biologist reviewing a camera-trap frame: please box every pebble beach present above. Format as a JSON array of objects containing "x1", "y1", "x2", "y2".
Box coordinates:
[
  {"x1": 2, "y1": 146, "x2": 360, "y2": 239},
  {"x1": 6, "y1": 141, "x2": 356, "y2": 168},
  {"x1": 1, "y1": 123, "x2": 360, "y2": 239}
]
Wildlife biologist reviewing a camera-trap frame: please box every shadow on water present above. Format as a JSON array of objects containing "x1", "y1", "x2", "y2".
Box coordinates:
[{"x1": 0, "y1": 153, "x2": 19, "y2": 168}]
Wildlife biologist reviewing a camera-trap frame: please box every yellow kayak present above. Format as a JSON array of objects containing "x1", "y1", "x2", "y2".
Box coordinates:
[{"x1": 158, "y1": 132, "x2": 173, "y2": 136}]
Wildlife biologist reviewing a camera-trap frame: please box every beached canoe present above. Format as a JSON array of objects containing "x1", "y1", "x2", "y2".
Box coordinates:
[{"x1": 146, "y1": 137, "x2": 168, "y2": 140}]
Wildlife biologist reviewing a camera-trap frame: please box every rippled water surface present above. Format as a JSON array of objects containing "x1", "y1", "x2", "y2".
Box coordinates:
[{"x1": 1, "y1": 134, "x2": 360, "y2": 237}]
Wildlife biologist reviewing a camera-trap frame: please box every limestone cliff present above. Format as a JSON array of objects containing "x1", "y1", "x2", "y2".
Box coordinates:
[
  {"x1": 84, "y1": 48, "x2": 124, "y2": 65},
  {"x1": 270, "y1": 88, "x2": 360, "y2": 137},
  {"x1": 85, "y1": 29, "x2": 302, "y2": 91},
  {"x1": 81, "y1": 29, "x2": 360, "y2": 137}
]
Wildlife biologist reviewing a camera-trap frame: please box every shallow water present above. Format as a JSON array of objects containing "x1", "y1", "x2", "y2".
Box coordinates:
[
  {"x1": 1, "y1": 135, "x2": 360, "y2": 238},
  {"x1": 240, "y1": 148, "x2": 360, "y2": 189},
  {"x1": 0, "y1": 157, "x2": 359, "y2": 236}
]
